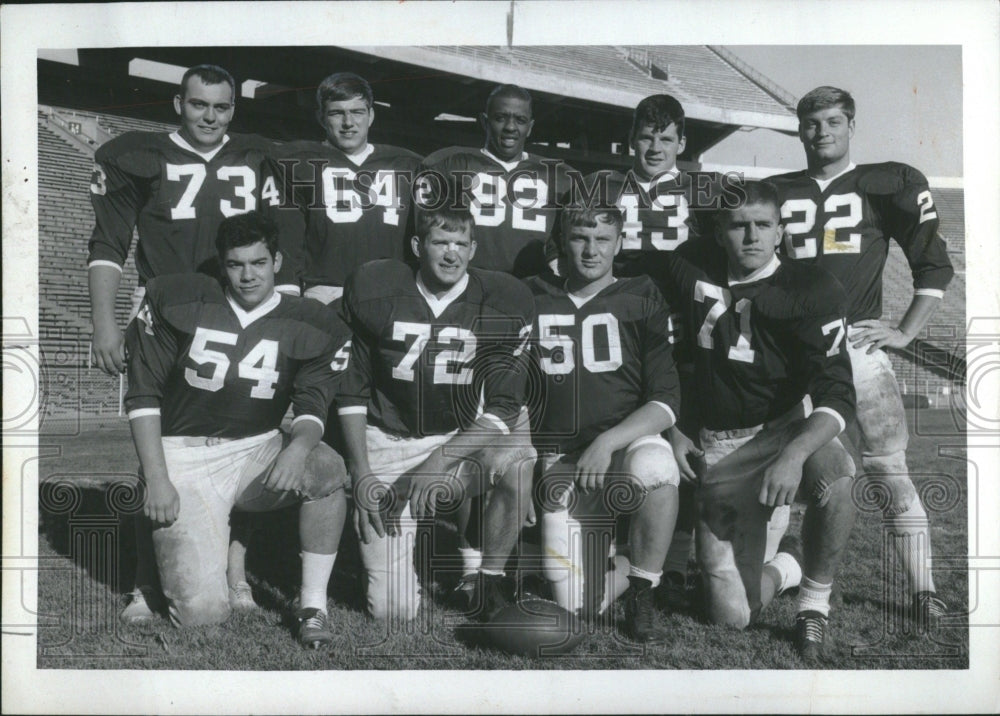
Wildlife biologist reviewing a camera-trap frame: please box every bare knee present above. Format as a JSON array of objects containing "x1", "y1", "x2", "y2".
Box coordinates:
[{"x1": 302, "y1": 443, "x2": 348, "y2": 500}]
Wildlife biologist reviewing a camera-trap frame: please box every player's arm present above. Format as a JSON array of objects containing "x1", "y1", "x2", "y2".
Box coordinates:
[
  {"x1": 335, "y1": 282, "x2": 391, "y2": 541},
  {"x1": 88, "y1": 153, "x2": 143, "y2": 375},
  {"x1": 262, "y1": 151, "x2": 303, "y2": 295},
  {"x1": 408, "y1": 297, "x2": 536, "y2": 519},
  {"x1": 123, "y1": 290, "x2": 180, "y2": 523},
  {"x1": 853, "y1": 167, "x2": 954, "y2": 352},
  {"x1": 577, "y1": 290, "x2": 681, "y2": 492},
  {"x1": 761, "y1": 281, "x2": 856, "y2": 507}
]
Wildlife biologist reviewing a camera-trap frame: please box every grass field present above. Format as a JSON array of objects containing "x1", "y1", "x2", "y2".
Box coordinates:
[{"x1": 35, "y1": 408, "x2": 968, "y2": 670}]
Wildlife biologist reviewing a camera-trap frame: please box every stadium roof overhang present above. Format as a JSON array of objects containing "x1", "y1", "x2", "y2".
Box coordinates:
[{"x1": 38, "y1": 45, "x2": 797, "y2": 173}]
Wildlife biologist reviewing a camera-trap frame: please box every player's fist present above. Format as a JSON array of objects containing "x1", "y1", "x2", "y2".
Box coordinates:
[
  {"x1": 575, "y1": 435, "x2": 614, "y2": 494},
  {"x1": 264, "y1": 443, "x2": 308, "y2": 494},
  {"x1": 667, "y1": 427, "x2": 705, "y2": 484},
  {"x1": 143, "y1": 477, "x2": 180, "y2": 525},
  {"x1": 352, "y1": 474, "x2": 388, "y2": 543},
  {"x1": 91, "y1": 322, "x2": 125, "y2": 375},
  {"x1": 758, "y1": 453, "x2": 804, "y2": 507}
]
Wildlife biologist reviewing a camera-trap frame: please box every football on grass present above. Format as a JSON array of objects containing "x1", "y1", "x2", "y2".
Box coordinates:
[{"x1": 481, "y1": 598, "x2": 584, "y2": 657}]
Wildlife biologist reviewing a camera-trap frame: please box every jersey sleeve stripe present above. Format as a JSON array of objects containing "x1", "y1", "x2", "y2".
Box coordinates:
[
  {"x1": 647, "y1": 400, "x2": 677, "y2": 427},
  {"x1": 127, "y1": 407, "x2": 161, "y2": 420},
  {"x1": 337, "y1": 406, "x2": 368, "y2": 416},
  {"x1": 811, "y1": 406, "x2": 846, "y2": 434},
  {"x1": 291, "y1": 414, "x2": 324, "y2": 430},
  {"x1": 88, "y1": 260, "x2": 124, "y2": 273},
  {"x1": 478, "y1": 412, "x2": 510, "y2": 435},
  {"x1": 914, "y1": 288, "x2": 945, "y2": 299}
]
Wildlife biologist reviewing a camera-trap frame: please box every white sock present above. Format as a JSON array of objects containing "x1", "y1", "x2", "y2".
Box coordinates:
[
  {"x1": 459, "y1": 547, "x2": 482, "y2": 576},
  {"x1": 765, "y1": 551, "x2": 802, "y2": 594},
  {"x1": 628, "y1": 565, "x2": 662, "y2": 589},
  {"x1": 886, "y1": 502, "x2": 936, "y2": 594},
  {"x1": 663, "y1": 529, "x2": 693, "y2": 575},
  {"x1": 299, "y1": 551, "x2": 336, "y2": 612},
  {"x1": 797, "y1": 576, "x2": 833, "y2": 617}
]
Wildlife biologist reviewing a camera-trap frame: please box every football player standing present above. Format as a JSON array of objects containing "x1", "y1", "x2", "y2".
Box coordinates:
[
  {"x1": 87, "y1": 64, "x2": 297, "y2": 622},
  {"x1": 276, "y1": 72, "x2": 423, "y2": 305},
  {"x1": 336, "y1": 201, "x2": 536, "y2": 621},
  {"x1": 527, "y1": 205, "x2": 682, "y2": 643},
  {"x1": 124, "y1": 211, "x2": 352, "y2": 647},
  {"x1": 664, "y1": 181, "x2": 857, "y2": 662},
  {"x1": 768, "y1": 86, "x2": 954, "y2": 625},
  {"x1": 422, "y1": 84, "x2": 573, "y2": 279}
]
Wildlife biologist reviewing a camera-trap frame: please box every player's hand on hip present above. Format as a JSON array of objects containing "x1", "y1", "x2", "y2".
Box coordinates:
[
  {"x1": 851, "y1": 319, "x2": 910, "y2": 353},
  {"x1": 143, "y1": 477, "x2": 180, "y2": 525},
  {"x1": 668, "y1": 427, "x2": 705, "y2": 484},
  {"x1": 91, "y1": 322, "x2": 125, "y2": 375},
  {"x1": 758, "y1": 453, "x2": 804, "y2": 507},
  {"x1": 264, "y1": 443, "x2": 309, "y2": 494},
  {"x1": 575, "y1": 435, "x2": 614, "y2": 494},
  {"x1": 352, "y1": 474, "x2": 387, "y2": 543}
]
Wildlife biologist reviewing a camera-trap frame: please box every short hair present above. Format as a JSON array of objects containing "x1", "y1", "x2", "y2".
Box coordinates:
[
  {"x1": 485, "y1": 84, "x2": 533, "y2": 115},
  {"x1": 415, "y1": 204, "x2": 475, "y2": 242},
  {"x1": 216, "y1": 211, "x2": 280, "y2": 260},
  {"x1": 631, "y1": 94, "x2": 686, "y2": 138},
  {"x1": 796, "y1": 86, "x2": 856, "y2": 122},
  {"x1": 179, "y1": 64, "x2": 236, "y2": 101},
  {"x1": 316, "y1": 72, "x2": 374, "y2": 110},
  {"x1": 560, "y1": 204, "x2": 624, "y2": 242},
  {"x1": 714, "y1": 180, "x2": 781, "y2": 231}
]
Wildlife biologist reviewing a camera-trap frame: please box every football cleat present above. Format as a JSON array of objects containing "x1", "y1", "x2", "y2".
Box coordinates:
[
  {"x1": 655, "y1": 570, "x2": 690, "y2": 613},
  {"x1": 470, "y1": 572, "x2": 512, "y2": 623},
  {"x1": 295, "y1": 607, "x2": 333, "y2": 649},
  {"x1": 794, "y1": 610, "x2": 835, "y2": 663},
  {"x1": 623, "y1": 581, "x2": 670, "y2": 645},
  {"x1": 913, "y1": 591, "x2": 948, "y2": 629},
  {"x1": 449, "y1": 573, "x2": 478, "y2": 611},
  {"x1": 121, "y1": 586, "x2": 161, "y2": 624},
  {"x1": 228, "y1": 581, "x2": 258, "y2": 612}
]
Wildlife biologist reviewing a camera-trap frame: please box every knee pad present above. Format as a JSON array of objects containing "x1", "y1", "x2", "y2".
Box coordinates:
[
  {"x1": 167, "y1": 595, "x2": 230, "y2": 628},
  {"x1": 861, "y1": 453, "x2": 918, "y2": 516},
  {"x1": 541, "y1": 509, "x2": 584, "y2": 613},
  {"x1": 360, "y1": 511, "x2": 420, "y2": 621},
  {"x1": 623, "y1": 436, "x2": 679, "y2": 490},
  {"x1": 302, "y1": 443, "x2": 348, "y2": 500},
  {"x1": 803, "y1": 440, "x2": 857, "y2": 507},
  {"x1": 485, "y1": 443, "x2": 537, "y2": 483}
]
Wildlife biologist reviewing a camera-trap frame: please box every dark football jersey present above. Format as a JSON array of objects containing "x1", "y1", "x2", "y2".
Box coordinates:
[
  {"x1": 661, "y1": 254, "x2": 855, "y2": 431},
  {"x1": 338, "y1": 261, "x2": 535, "y2": 437},
  {"x1": 768, "y1": 162, "x2": 954, "y2": 324},
  {"x1": 421, "y1": 147, "x2": 574, "y2": 277},
  {"x1": 273, "y1": 141, "x2": 423, "y2": 288},
  {"x1": 525, "y1": 274, "x2": 680, "y2": 454},
  {"x1": 124, "y1": 273, "x2": 352, "y2": 438},
  {"x1": 88, "y1": 131, "x2": 298, "y2": 289},
  {"x1": 575, "y1": 169, "x2": 705, "y2": 277}
]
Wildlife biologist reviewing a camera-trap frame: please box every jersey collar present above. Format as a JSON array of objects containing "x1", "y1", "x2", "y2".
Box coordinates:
[
  {"x1": 810, "y1": 162, "x2": 856, "y2": 191},
  {"x1": 565, "y1": 277, "x2": 617, "y2": 308},
  {"x1": 635, "y1": 168, "x2": 680, "y2": 192},
  {"x1": 343, "y1": 143, "x2": 376, "y2": 166},
  {"x1": 727, "y1": 253, "x2": 781, "y2": 286},
  {"x1": 224, "y1": 288, "x2": 282, "y2": 328},
  {"x1": 480, "y1": 147, "x2": 527, "y2": 172},
  {"x1": 415, "y1": 272, "x2": 469, "y2": 318},
  {"x1": 169, "y1": 131, "x2": 230, "y2": 162}
]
